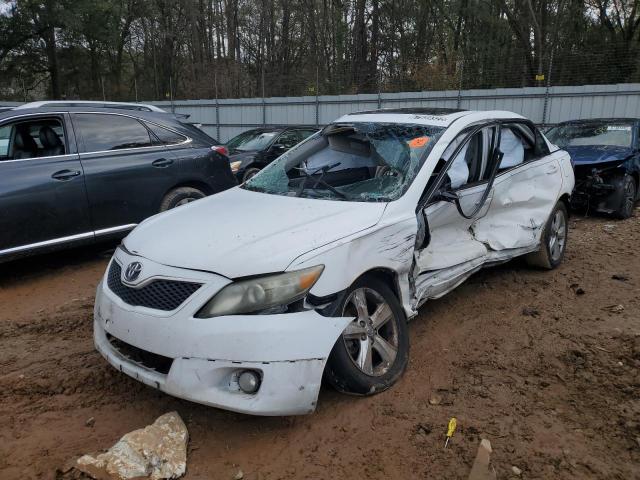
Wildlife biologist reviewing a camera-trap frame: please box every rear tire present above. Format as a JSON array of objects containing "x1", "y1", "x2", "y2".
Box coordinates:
[
  {"x1": 525, "y1": 201, "x2": 568, "y2": 270},
  {"x1": 160, "y1": 187, "x2": 206, "y2": 212},
  {"x1": 325, "y1": 276, "x2": 409, "y2": 396},
  {"x1": 614, "y1": 175, "x2": 636, "y2": 219}
]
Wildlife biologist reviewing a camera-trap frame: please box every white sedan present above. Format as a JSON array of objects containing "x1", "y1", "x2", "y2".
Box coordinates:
[{"x1": 94, "y1": 108, "x2": 574, "y2": 415}]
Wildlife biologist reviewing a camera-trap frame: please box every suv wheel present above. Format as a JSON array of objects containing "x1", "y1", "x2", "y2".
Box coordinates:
[
  {"x1": 160, "y1": 187, "x2": 206, "y2": 211},
  {"x1": 325, "y1": 276, "x2": 409, "y2": 395},
  {"x1": 525, "y1": 201, "x2": 568, "y2": 269}
]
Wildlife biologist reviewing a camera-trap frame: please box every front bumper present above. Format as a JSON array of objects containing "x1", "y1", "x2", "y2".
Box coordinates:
[
  {"x1": 93, "y1": 252, "x2": 351, "y2": 416},
  {"x1": 571, "y1": 175, "x2": 623, "y2": 214}
]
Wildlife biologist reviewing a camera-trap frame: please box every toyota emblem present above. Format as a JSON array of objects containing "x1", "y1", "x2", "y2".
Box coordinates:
[{"x1": 124, "y1": 261, "x2": 143, "y2": 282}]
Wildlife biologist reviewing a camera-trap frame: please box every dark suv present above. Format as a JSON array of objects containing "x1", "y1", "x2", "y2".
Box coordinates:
[
  {"x1": 227, "y1": 126, "x2": 319, "y2": 182},
  {"x1": 0, "y1": 106, "x2": 237, "y2": 262}
]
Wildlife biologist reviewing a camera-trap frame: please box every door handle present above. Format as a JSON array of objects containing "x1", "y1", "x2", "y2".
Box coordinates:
[
  {"x1": 152, "y1": 158, "x2": 174, "y2": 168},
  {"x1": 51, "y1": 169, "x2": 81, "y2": 181},
  {"x1": 545, "y1": 164, "x2": 559, "y2": 174}
]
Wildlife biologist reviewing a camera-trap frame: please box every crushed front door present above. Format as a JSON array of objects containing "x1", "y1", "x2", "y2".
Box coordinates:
[{"x1": 413, "y1": 125, "x2": 499, "y2": 304}]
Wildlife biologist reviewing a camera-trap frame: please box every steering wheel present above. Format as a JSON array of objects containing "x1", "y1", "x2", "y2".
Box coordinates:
[{"x1": 375, "y1": 165, "x2": 404, "y2": 181}]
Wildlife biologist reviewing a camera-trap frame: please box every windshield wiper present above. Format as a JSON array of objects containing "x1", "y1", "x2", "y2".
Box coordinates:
[{"x1": 295, "y1": 162, "x2": 349, "y2": 200}]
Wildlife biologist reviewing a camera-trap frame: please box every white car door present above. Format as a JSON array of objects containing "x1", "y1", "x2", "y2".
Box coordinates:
[
  {"x1": 413, "y1": 123, "x2": 501, "y2": 302},
  {"x1": 471, "y1": 123, "x2": 564, "y2": 251}
]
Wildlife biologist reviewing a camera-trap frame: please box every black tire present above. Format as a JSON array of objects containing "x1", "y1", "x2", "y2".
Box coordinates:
[
  {"x1": 614, "y1": 175, "x2": 637, "y2": 220},
  {"x1": 159, "y1": 187, "x2": 206, "y2": 212},
  {"x1": 242, "y1": 167, "x2": 261, "y2": 182},
  {"x1": 325, "y1": 276, "x2": 409, "y2": 396},
  {"x1": 525, "y1": 201, "x2": 568, "y2": 270}
]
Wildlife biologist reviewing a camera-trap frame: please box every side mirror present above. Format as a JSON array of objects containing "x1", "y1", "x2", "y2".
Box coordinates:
[{"x1": 271, "y1": 143, "x2": 287, "y2": 153}]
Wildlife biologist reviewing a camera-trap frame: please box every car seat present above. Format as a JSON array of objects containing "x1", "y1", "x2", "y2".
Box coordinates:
[
  {"x1": 39, "y1": 126, "x2": 64, "y2": 157},
  {"x1": 12, "y1": 129, "x2": 39, "y2": 159}
]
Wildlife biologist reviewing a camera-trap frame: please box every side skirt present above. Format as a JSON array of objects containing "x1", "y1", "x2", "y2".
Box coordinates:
[{"x1": 413, "y1": 245, "x2": 538, "y2": 309}]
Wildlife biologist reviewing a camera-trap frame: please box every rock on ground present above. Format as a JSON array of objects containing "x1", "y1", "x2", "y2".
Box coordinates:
[
  {"x1": 468, "y1": 439, "x2": 496, "y2": 480},
  {"x1": 75, "y1": 411, "x2": 188, "y2": 480}
]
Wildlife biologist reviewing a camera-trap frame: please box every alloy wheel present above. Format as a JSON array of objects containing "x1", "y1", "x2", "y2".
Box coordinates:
[
  {"x1": 341, "y1": 288, "x2": 399, "y2": 377},
  {"x1": 548, "y1": 209, "x2": 567, "y2": 262}
]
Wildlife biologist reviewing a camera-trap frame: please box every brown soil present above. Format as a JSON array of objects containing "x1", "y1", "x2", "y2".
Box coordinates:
[{"x1": 1, "y1": 215, "x2": 639, "y2": 480}]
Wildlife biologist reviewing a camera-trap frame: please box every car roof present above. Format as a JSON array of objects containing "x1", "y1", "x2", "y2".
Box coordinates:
[
  {"x1": 554, "y1": 118, "x2": 639, "y2": 125},
  {"x1": 13, "y1": 100, "x2": 166, "y2": 112},
  {"x1": 336, "y1": 108, "x2": 522, "y2": 128},
  {"x1": 353, "y1": 107, "x2": 465, "y2": 116},
  {"x1": 0, "y1": 106, "x2": 179, "y2": 123}
]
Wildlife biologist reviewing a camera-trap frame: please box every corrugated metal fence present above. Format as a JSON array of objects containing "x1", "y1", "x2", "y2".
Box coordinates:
[
  {"x1": 150, "y1": 83, "x2": 640, "y2": 142},
  {"x1": 3, "y1": 83, "x2": 639, "y2": 142}
]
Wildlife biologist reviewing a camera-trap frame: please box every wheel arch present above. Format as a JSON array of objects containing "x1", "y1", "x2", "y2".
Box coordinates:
[
  {"x1": 558, "y1": 192, "x2": 571, "y2": 217},
  {"x1": 157, "y1": 181, "x2": 212, "y2": 211},
  {"x1": 631, "y1": 171, "x2": 640, "y2": 198},
  {"x1": 163, "y1": 180, "x2": 214, "y2": 198},
  {"x1": 354, "y1": 268, "x2": 402, "y2": 305}
]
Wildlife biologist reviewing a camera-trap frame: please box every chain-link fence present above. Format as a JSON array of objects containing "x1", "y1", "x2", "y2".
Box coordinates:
[
  {"x1": 2, "y1": 39, "x2": 639, "y2": 142},
  {"x1": 169, "y1": 38, "x2": 640, "y2": 100}
]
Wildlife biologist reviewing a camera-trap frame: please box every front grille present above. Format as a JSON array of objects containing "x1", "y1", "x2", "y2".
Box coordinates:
[
  {"x1": 107, "y1": 334, "x2": 173, "y2": 374},
  {"x1": 107, "y1": 261, "x2": 201, "y2": 311}
]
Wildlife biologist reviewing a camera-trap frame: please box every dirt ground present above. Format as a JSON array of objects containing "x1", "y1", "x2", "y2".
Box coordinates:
[{"x1": 1, "y1": 212, "x2": 639, "y2": 480}]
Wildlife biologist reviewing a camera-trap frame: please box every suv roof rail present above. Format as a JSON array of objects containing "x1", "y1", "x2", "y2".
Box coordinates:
[{"x1": 13, "y1": 101, "x2": 167, "y2": 113}]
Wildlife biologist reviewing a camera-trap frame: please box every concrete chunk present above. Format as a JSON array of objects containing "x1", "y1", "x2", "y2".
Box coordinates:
[{"x1": 76, "y1": 411, "x2": 188, "y2": 480}]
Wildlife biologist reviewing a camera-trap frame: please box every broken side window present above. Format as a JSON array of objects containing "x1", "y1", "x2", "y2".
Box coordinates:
[{"x1": 497, "y1": 126, "x2": 526, "y2": 170}]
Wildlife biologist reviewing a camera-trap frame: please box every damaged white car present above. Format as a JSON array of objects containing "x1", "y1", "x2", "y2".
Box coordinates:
[{"x1": 94, "y1": 108, "x2": 574, "y2": 415}]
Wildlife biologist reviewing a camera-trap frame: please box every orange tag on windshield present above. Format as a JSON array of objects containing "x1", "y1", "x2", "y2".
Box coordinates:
[{"x1": 409, "y1": 136, "x2": 430, "y2": 148}]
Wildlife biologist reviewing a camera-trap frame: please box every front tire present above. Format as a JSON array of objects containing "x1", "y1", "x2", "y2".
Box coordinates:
[
  {"x1": 614, "y1": 174, "x2": 637, "y2": 219},
  {"x1": 325, "y1": 277, "x2": 409, "y2": 395},
  {"x1": 525, "y1": 201, "x2": 568, "y2": 269},
  {"x1": 159, "y1": 187, "x2": 206, "y2": 212}
]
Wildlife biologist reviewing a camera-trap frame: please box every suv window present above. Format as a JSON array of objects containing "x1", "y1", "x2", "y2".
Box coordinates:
[
  {"x1": 76, "y1": 113, "x2": 152, "y2": 152},
  {"x1": 146, "y1": 122, "x2": 187, "y2": 145},
  {"x1": 0, "y1": 125, "x2": 9, "y2": 156},
  {"x1": 0, "y1": 117, "x2": 66, "y2": 160}
]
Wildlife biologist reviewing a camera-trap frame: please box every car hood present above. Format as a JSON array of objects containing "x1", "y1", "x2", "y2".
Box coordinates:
[
  {"x1": 564, "y1": 145, "x2": 634, "y2": 166},
  {"x1": 123, "y1": 187, "x2": 387, "y2": 278}
]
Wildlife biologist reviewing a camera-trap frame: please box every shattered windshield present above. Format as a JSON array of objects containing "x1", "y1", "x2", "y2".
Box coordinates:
[
  {"x1": 546, "y1": 122, "x2": 633, "y2": 148},
  {"x1": 241, "y1": 122, "x2": 445, "y2": 202}
]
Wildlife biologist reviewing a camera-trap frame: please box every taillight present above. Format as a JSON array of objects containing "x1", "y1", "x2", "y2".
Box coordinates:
[{"x1": 211, "y1": 145, "x2": 229, "y2": 156}]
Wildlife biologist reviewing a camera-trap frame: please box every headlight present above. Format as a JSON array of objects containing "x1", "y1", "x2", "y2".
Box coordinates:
[
  {"x1": 230, "y1": 160, "x2": 242, "y2": 173},
  {"x1": 195, "y1": 265, "x2": 324, "y2": 318}
]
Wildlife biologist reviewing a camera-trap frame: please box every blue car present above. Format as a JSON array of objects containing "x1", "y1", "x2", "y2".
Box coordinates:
[{"x1": 546, "y1": 118, "x2": 640, "y2": 218}]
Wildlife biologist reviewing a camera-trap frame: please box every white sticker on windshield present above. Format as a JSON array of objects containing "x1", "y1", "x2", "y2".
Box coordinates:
[{"x1": 607, "y1": 125, "x2": 631, "y2": 131}]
